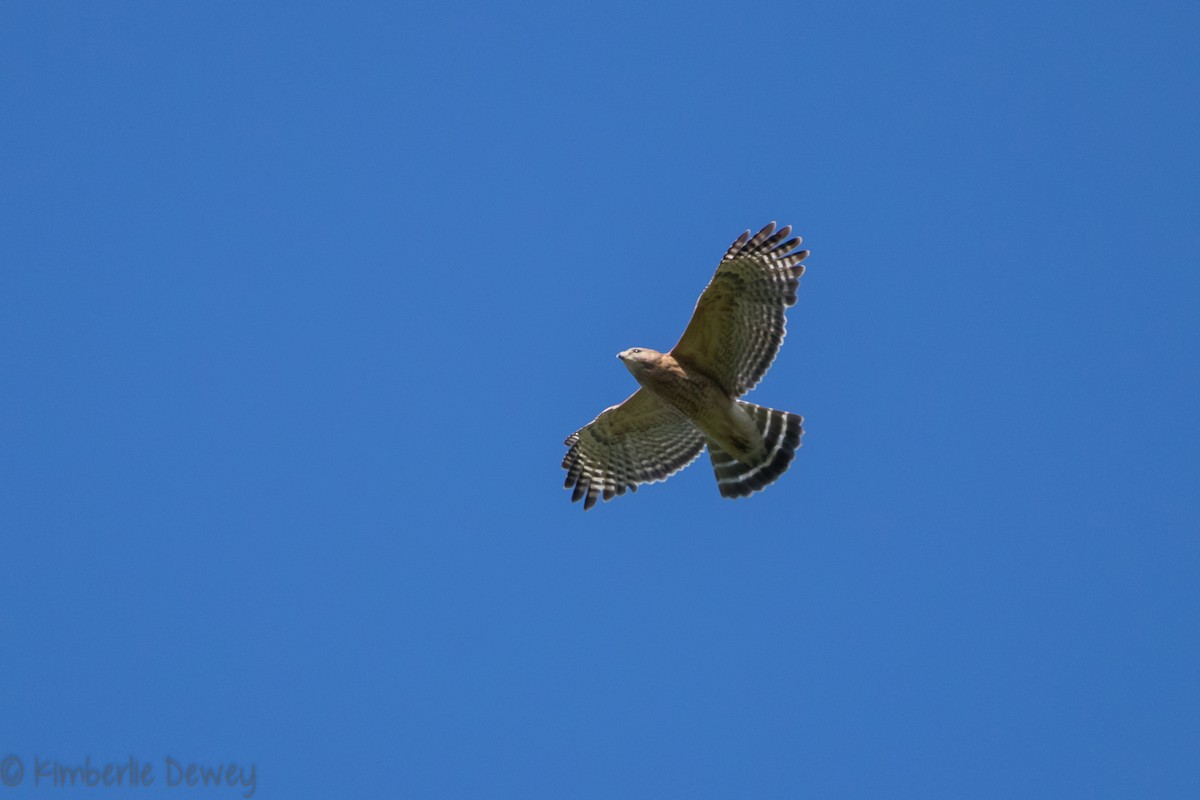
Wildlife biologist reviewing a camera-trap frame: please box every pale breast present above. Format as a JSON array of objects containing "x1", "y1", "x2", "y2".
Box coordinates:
[
  {"x1": 636, "y1": 354, "x2": 726, "y2": 421},
  {"x1": 636, "y1": 354, "x2": 762, "y2": 461}
]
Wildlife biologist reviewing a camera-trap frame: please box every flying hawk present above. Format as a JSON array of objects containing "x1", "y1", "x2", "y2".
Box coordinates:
[{"x1": 563, "y1": 222, "x2": 810, "y2": 509}]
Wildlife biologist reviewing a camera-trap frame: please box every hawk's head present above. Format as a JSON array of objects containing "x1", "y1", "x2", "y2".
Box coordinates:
[{"x1": 617, "y1": 347, "x2": 664, "y2": 375}]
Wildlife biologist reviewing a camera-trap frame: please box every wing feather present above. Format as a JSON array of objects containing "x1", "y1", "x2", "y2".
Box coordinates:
[
  {"x1": 562, "y1": 389, "x2": 705, "y2": 510},
  {"x1": 670, "y1": 222, "x2": 808, "y2": 397}
]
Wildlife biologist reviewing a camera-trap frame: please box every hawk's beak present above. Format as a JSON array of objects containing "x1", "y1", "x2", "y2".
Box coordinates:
[{"x1": 616, "y1": 352, "x2": 625, "y2": 361}]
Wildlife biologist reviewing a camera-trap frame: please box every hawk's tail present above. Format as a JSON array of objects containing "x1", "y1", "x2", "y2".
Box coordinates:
[{"x1": 707, "y1": 402, "x2": 803, "y2": 498}]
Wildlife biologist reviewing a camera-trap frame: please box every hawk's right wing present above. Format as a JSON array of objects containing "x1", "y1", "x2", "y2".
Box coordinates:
[{"x1": 563, "y1": 389, "x2": 705, "y2": 510}]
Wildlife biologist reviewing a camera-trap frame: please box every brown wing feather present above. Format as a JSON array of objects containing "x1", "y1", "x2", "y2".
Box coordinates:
[
  {"x1": 562, "y1": 389, "x2": 705, "y2": 510},
  {"x1": 670, "y1": 222, "x2": 808, "y2": 397}
]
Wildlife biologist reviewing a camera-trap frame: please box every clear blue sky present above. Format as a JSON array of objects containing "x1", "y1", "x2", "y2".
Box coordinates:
[{"x1": 2, "y1": 2, "x2": 1198, "y2": 798}]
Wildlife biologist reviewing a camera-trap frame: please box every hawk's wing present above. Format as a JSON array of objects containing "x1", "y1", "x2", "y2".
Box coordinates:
[
  {"x1": 563, "y1": 389, "x2": 705, "y2": 510},
  {"x1": 670, "y1": 222, "x2": 808, "y2": 397}
]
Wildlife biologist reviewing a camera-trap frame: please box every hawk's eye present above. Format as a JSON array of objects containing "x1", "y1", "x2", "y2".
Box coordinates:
[{"x1": 631, "y1": 348, "x2": 642, "y2": 354}]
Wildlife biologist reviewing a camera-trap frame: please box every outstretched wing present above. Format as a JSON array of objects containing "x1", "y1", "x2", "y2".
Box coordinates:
[
  {"x1": 562, "y1": 389, "x2": 705, "y2": 510},
  {"x1": 670, "y1": 222, "x2": 808, "y2": 397}
]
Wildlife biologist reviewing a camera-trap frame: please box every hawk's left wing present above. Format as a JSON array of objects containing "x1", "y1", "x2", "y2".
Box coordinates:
[{"x1": 670, "y1": 222, "x2": 808, "y2": 397}]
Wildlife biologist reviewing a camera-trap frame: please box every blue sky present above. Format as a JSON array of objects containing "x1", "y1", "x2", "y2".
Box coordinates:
[{"x1": 2, "y1": 1, "x2": 1198, "y2": 798}]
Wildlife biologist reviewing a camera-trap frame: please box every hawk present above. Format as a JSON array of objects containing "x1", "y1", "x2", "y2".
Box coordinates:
[{"x1": 563, "y1": 222, "x2": 810, "y2": 509}]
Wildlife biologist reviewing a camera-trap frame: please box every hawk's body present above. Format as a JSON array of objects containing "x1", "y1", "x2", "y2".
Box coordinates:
[
  {"x1": 619, "y1": 350, "x2": 762, "y2": 464},
  {"x1": 563, "y1": 222, "x2": 809, "y2": 510}
]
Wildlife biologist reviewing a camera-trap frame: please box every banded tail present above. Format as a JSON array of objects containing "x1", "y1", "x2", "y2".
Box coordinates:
[{"x1": 708, "y1": 402, "x2": 803, "y2": 498}]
